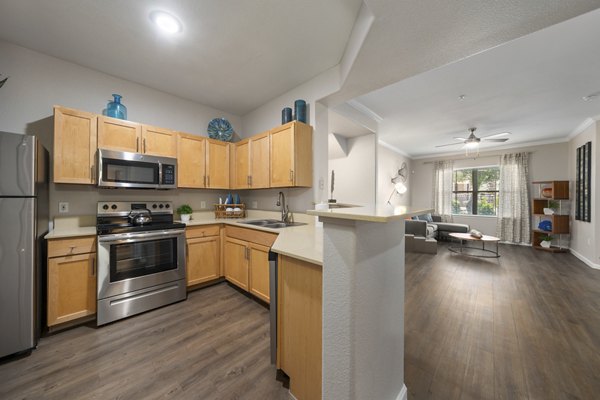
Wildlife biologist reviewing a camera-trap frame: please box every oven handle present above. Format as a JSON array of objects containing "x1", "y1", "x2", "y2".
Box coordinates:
[{"x1": 98, "y1": 229, "x2": 186, "y2": 244}]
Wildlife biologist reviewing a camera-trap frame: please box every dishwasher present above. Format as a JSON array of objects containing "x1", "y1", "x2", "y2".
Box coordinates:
[{"x1": 269, "y1": 251, "x2": 278, "y2": 364}]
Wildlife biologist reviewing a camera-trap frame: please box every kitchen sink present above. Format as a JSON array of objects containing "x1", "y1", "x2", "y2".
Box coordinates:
[{"x1": 239, "y1": 219, "x2": 307, "y2": 229}]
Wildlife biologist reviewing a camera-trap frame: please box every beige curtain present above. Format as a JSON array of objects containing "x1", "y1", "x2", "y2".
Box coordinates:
[
  {"x1": 496, "y1": 152, "x2": 531, "y2": 243},
  {"x1": 433, "y1": 160, "x2": 453, "y2": 221}
]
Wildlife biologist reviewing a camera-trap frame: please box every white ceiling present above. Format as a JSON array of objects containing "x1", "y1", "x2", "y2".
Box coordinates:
[
  {"x1": 352, "y1": 8, "x2": 600, "y2": 158},
  {"x1": 0, "y1": 0, "x2": 362, "y2": 115},
  {"x1": 0, "y1": 0, "x2": 599, "y2": 152}
]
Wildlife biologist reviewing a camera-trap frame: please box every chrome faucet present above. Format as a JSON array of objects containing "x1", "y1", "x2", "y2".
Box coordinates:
[{"x1": 276, "y1": 191, "x2": 290, "y2": 223}]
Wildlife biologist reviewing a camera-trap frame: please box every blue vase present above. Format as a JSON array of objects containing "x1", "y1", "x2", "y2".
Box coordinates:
[
  {"x1": 294, "y1": 99, "x2": 306, "y2": 123},
  {"x1": 282, "y1": 107, "x2": 292, "y2": 124},
  {"x1": 106, "y1": 94, "x2": 127, "y2": 120}
]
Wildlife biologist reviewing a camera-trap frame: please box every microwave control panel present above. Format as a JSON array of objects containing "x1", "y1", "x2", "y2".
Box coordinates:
[{"x1": 162, "y1": 164, "x2": 175, "y2": 185}]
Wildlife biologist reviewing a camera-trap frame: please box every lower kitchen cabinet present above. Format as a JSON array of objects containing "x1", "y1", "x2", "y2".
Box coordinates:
[
  {"x1": 47, "y1": 236, "x2": 97, "y2": 327},
  {"x1": 277, "y1": 255, "x2": 322, "y2": 400},
  {"x1": 224, "y1": 226, "x2": 277, "y2": 303},
  {"x1": 186, "y1": 225, "x2": 221, "y2": 287}
]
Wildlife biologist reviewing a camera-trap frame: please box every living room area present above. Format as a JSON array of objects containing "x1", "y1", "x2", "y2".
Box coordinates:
[{"x1": 326, "y1": 8, "x2": 600, "y2": 399}]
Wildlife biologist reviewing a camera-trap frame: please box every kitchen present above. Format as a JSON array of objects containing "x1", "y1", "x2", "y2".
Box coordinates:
[{"x1": 2, "y1": 2, "x2": 598, "y2": 400}]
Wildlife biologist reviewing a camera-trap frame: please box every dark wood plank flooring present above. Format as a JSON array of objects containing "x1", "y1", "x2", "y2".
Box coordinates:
[
  {"x1": 405, "y1": 243, "x2": 600, "y2": 400},
  {"x1": 0, "y1": 283, "x2": 290, "y2": 400}
]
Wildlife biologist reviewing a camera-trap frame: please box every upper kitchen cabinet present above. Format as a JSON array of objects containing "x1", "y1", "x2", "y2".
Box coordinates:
[
  {"x1": 178, "y1": 133, "x2": 206, "y2": 188},
  {"x1": 206, "y1": 138, "x2": 230, "y2": 189},
  {"x1": 141, "y1": 124, "x2": 177, "y2": 157},
  {"x1": 270, "y1": 121, "x2": 312, "y2": 187},
  {"x1": 250, "y1": 131, "x2": 270, "y2": 188},
  {"x1": 98, "y1": 117, "x2": 177, "y2": 157},
  {"x1": 97, "y1": 116, "x2": 141, "y2": 153},
  {"x1": 53, "y1": 106, "x2": 98, "y2": 184},
  {"x1": 177, "y1": 134, "x2": 230, "y2": 189},
  {"x1": 232, "y1": 139, "x2": 250, "y2": 189}
]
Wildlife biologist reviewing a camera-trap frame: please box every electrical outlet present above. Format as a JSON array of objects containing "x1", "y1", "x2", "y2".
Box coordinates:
[
  {"x1": 252, "y1": 201, "x2": 258, "y2": 209},
  {"x1": 319, "y1": 177, "x2": 324, "y2": 190},
  {"x1": 200, "y1": 201, "x2": 206, "y2": 209},
  {"x1": 59, "y1": 202, "x2": 69, "y2": 213}
]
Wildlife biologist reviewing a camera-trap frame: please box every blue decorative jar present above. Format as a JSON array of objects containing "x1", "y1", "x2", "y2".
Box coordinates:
[
  {"x1": 294, "y1": 99, "x2": 306, "y2": 123},
  {"x1": 106, "y1": 94, "x2": 127, "y2": 120},
  {"x1": 282, "y1": 107, "x2": 292, "y2": 124}
]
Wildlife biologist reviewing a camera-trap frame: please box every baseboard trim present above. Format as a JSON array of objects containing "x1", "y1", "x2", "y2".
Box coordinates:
[
  {"x1": 396, "y1": 384, "x2": 408, "y2": 400},
  {"x1": 569, "y1": 248, "x2": 600, "y2": 270}
]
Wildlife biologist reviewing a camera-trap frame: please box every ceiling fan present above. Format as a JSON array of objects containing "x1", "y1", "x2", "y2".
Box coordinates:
[{"x1": 435, "y1": 128, "x2": 511, "y2": 151}]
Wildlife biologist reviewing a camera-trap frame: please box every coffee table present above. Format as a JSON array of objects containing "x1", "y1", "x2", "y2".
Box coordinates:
[{"x1": 448, "y1": 232, "x2": 500, "y2": 258}]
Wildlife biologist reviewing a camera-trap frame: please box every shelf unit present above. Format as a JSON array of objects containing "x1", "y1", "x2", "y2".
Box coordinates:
[{"x1": 531, "y1": 181, "x2": 570, "y2": 253}]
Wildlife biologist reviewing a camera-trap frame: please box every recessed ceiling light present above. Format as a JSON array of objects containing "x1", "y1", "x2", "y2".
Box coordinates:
[
  {"x1": 458, "y1": 94, "x2": 467, "y2": 101},
  {"x1": 582, "y1": 93, "x2": 599, "y2": 102},
  {"x1": 150, "y1": 11, "x2": 182, "y2": 34}
]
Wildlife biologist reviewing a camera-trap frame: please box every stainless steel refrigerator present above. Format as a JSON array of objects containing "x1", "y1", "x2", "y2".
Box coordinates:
[{"x1": 0, "y1": 131, "x2": 48, "y2": 359}]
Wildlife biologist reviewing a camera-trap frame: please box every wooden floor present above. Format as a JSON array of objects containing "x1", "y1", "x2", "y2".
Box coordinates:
[
  {"x1": 405, "y1": 243, "x2": 600, "y2": 400},
  {"x1": 0, "y1": 283, "x2": 290, "y2": 400},
  {"x1": 3, "y1": 245, "x2": 600, "y2": 400}
]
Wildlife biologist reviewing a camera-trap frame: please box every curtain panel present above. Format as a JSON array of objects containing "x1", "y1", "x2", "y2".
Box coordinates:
[
  {"x1": 496, "y1": 152, "x2": 531, "y2": 244},
  {"x1": 433, "y1": 160, "x2": 454, "y2": 221}
]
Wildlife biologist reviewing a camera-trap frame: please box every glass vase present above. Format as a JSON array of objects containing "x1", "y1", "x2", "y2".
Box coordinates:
[{"x1": 106, "y1": 94, "x2": 127, "y2": 120}]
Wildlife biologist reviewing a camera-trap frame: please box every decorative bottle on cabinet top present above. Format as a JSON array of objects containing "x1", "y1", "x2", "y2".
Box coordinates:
[{"x1": 106, "y1": 94, "x2": 127, "y2": 120}]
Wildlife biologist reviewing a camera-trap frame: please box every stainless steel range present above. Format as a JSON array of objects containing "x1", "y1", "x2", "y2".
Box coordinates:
[{"x1": 96, "y1": 201, "x2": 186, "y2": 325}]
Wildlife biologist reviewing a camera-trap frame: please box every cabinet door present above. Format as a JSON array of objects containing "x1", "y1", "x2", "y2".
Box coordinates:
[
  {"x1": 232, "y1": 139, "x2": 250, "y2": 189},
  {"x1": 250, "y1": 132, "x2": 270, "y2": 188},
  {"x1": 270, "y1": 124, "x2": 294, "y2": 187},
  {"x1": 142, "y1": 125, "x2": 177, "y2": 157},
  {"x1": 178, "y1": 133, "x2": 206, "y2": 188},
  {"x1": 187, "y1": 236, "x2": 220, "y2": 287},
  {"x1": 223, "y1": 237, "x2": 248, "y2": 290},
  {"x1": 248, "y1": 243, "x2": 270, "y2": 303},
  {"x1": 206, "y1": 139, "x2": 230, "y2": 189},
  {"x1": 53, "y1": 106, "x2": 97, "y2": 184},
  {"x1": 97, "y1": 116, "x2": 142, "y2": 153},
  {"x1": 47, "y1": 253, "x2": 96, "y2": 326}
]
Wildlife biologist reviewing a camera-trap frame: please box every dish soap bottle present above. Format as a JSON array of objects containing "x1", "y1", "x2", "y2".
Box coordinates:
[{"x1": 106, "y1": 94, "x2": 127, "y2": 120}]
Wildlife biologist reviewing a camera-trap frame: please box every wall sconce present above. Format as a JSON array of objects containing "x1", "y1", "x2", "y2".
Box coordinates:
[{"x1": 387, "y1": 162, "x2": 408, "y2": 204}]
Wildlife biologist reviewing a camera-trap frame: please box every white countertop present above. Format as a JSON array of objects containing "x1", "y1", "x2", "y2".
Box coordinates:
[
  {"x1": 307, "y1": 205, "x2": 433, "y2": 223},
  {"x1": 45, "y1": 211, "x2": 323, "y2": 265}
]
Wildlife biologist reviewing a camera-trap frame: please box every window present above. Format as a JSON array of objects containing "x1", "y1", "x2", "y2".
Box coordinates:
[{"x1": 452, "y1": 167, "x2": 499, "y2": 215}]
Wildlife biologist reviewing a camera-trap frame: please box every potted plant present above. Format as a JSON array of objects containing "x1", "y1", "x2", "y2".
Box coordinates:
[
  {"x1": 176, "y1": 204, "x2": 193, "y2": 223},
  {"x1": 540, "y1": 234, "x2": 553, "y2": 248}
]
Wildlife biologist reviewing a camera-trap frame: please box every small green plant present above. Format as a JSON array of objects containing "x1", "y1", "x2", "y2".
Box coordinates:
[
  {"x1": 176, "y1": 204, "x2": 193, "y2": 215},
  {"x1": 540, "y1": 234, "x2": 553, "y2": 242},
  {"x1": 548, "y1": 200, "x2": 559, "y2": 210}
]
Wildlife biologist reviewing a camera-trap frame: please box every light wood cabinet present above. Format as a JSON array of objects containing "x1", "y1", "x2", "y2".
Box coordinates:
[
  {"x1": 53, "y1": 106, "x2": 97, "y2": 184},
  {"x1": 224, "y1": 237, "x2": 249, "y2": 290},
  {"x1": 178, "y1": 133, "x2": 207, "y2": 188},
  {"x1": 232, "y1": 139, "x2": 250, "y2": 189},
  {"x1": 270, "y1": 121, "x2": 312, "y2": 187},
  {"x1": 250, "y1": 131, "x2": 270, "y2": 188},
  {"x1": 224, "y1": 226, "x2": 277, "y2": 303},
  {"x1": 277, "y1": 255, "x2": 322, "y2": 400},
  {"x1": 206, "y1": 139, "x2": 230, "y2": 189},
  {"x1": 47, "y1": 236, "x2": 97, "y2": 327},
  {"x1": 97, "y1": 116, "x2": 141, "y2": 153},
  {"x1": 98, "y1": 117, "x2": 177, "y2": 157},
  {"x1": 186, "y1": 225, "x2": 221, "y2": 287}
]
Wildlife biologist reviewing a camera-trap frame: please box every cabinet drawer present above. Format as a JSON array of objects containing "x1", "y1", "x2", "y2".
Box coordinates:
[
  {"x1": 225, "y1": 226, "x2": 277, "y2": 247},
  {"x1": 186, "y1": 224, "x2": 221, "y2": 239},
  {"x1": 48, "y1": 236, "x2": 97, "y2": 258}
]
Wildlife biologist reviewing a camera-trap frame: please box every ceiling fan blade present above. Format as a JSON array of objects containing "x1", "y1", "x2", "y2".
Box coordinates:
[
  {"x1": 454, "y1": 137, "x2": 468, "y2": 140},
  {"x1": 435, "y1": 142, "x2": 463, "y2": 148},
  {"x1": 483, "y1": 138, "x2": 509, "y2": 142},
  {"x1": 480, "y1": 131, "x2": 511, "y2": 139}
]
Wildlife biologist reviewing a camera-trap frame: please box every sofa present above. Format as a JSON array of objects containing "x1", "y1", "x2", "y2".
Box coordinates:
[{"x1": 405, "y1": 214, "x2": 470, "y2": 254}]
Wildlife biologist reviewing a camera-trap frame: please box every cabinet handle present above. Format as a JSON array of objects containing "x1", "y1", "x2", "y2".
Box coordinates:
[
  {"x1": 203, "y1": 175, "x2": 206, "y2": 187},
  {"x1": 143, "y1": 138, "x2": 146, "y2": 153},
  {"x1": 207, "y1": 176, "x2": 210, "y2": 187},
  {"x1": 68, "y1": 246, "x2": 75, "y2": 254},
  {"x1": 247, "y1": 176, "x2": 250, "y2": 186},
  {"x1": 91, "y1": 257, "x2": 96, "y2": 276},
  {"x1": 91, "y1": 165, "x2": 95, "y2": 182},
  {"x1": 245, "y1": 247, "x2": 249, "y2": 260},
  {"x1": 289, "y1": 169, "x2": 294, "y2": 182},
  {"x1": 136, "y1": 137, "x2": 139, "y2": 152}
]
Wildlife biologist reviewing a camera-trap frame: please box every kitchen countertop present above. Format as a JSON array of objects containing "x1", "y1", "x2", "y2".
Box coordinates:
[
  {"x1": 45, "y1": 211, "x2": 323, "y2": 265},
  {"x1": 308, "y1": 204, "x2": 433, "y2": 222}
]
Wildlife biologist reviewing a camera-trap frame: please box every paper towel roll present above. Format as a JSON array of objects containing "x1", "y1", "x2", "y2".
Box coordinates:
[{"x1": 315, "y1": 202, "x2": 329, "y2": 227}]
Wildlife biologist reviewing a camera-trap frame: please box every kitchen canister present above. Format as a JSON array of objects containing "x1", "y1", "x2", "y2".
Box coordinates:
[
  {"x1": 282, "y1": 107, "x2": 292, "y2": 124},
  {"x1": 294, "y1": 99, "x2": 307, "y2": 123},
  {"x1": 106, "y1": 94, "x2": 127, "y2": 120}
]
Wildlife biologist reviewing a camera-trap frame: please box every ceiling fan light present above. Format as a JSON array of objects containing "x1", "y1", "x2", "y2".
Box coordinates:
[{"x1": 464, "y1": 141, "x2": 479, "y2": 149}]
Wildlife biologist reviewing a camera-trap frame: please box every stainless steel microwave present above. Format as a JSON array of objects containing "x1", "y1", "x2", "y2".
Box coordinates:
[{"x1": 97, "y1": 149, "x2": 177, "y2": 189}]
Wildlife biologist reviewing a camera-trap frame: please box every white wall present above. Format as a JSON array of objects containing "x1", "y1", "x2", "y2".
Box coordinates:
[
  {"x1": 411, "y1": 142, "x2": 570, "y2": 236},
  {"x1": 0, "y1": 40, "x2": 240, "y2": 220},
  {"x1": 377, "y1": 143, "x2": 411, "y2": 207},
  {"x1": 568, "y1": 121, "x2": 599, "y2": 267},
  {"x1": 328, "y1": 134, "x2": 375, "y2": 206}
]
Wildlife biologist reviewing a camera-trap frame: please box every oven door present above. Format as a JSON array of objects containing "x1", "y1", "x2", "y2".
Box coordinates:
[{"x1": 97, "y1": 229, "x2": 186, "y2": 300}]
